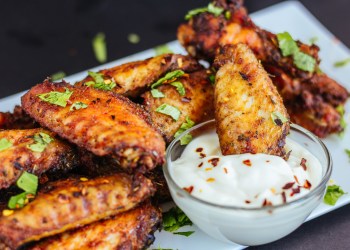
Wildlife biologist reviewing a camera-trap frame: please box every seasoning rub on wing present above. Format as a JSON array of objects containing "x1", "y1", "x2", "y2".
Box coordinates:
[
  {"x1": 0, "y1": 128, "x2": 78, "y2": 190},
  {"x1": 214, "y1": 43, "x2": 290, "y2": 156},
  {"x1": 0, "y1": 173, "x2": 155, "y2": 249},
  {"x1": 21, "y1": 81, "x2": 165, "y2": 173}
]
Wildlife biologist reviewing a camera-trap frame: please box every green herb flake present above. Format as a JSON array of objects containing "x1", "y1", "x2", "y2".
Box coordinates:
[
  {"x1": 345, "y1": 149, "x2": 350, "y2": 161},
  {"x1": 309, "y1": 36, "x2": 319, "y2": 45},
  {"x1": 293, "y1": 51, "x2": 316, "y2": 72},
  {"x1": 174, "y1": 116, "x2": 195, "y2": 145},
  {"x1": 0, "y1": 138, "x2": 12, "y2": 152},
  {"x1": 334, "y1": 58, "x2": 350, "y2": 68},
  {"x1": 209, "y1": 74, "x2": 215, "y2": 85},
  {"x1": 128, "y1": 33, "x2": 140, "y2": 44},
  {"x1": 151, "y1": 70, "x2": 185, "y2": 89},
  {"x1": 207, "y1": 3, "x2": 224, "y2": 16},
  {"x1": 86, "y1": 71, "x2": 116, "y2": 91},
  {"x1": 185, "y1": 2, "x2": 224, "y2": 20},
  {"x1": 271, "y1": 111, "x2": 288, "y2": 125},
  {"x1": 173, "y1": 231, "x2": 195, "y2": 237},
  {"x1": 224, "y1": 10, "x2": 231, "y2": 20},
  {"x1": 151, "y1": 89, "x2": 165, "y2": 98},
  {"x1": 163, "y1": 206, "x2": 193, "y2": 232},
  {"x1": 154, "y1": 44, "x2": 174, "y2": 56},
  {"x1": 50, "y1": 71, "x2": 66, "y2": 81},
  {"x1": 92, "y1": 32, "x2": 107, "y2": 63},
  {"x1": 277, "y1": 32, "x2": 299, "y2": 57},
  {"x1": 324, "y1": 185, "x2": 346, "y2": 206},
  {"x1": 170, "y1": 81, "x2": 186, "y2": 96},
  {"x1": 8, "y1": 192, "x2": 31, "y2": 209},
  {"x1": 16, "y1": 171, "x2": 38, "y2": 194},
  {"x1": 70, "y1": 102, "x2": 88, "y2": 111},
  {"x1": 27, "y1": 132, "x2": 54, "y2": 153},
  {"x1": 185, "y1": 6, "x2": 208, "y2": 20},
  {"x1": 155, "y1": 104, "x2": 181, "y2": 121},
  {"x1": 336, "y1": 105, "x2": 347, "y2": 136},
  {"x1": 37, "y1": 88, "x2": 73, "y2": 107}
]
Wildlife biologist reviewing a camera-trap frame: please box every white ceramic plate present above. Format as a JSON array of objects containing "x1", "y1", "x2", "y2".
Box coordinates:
[{"x1": 1, "y1": 1, "x2": 349, "y2": 249}]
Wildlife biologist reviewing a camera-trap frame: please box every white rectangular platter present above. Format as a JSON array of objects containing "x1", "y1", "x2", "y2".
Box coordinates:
[{"x1": 0, "y1": 1, "x2": 349, "y2": 249}]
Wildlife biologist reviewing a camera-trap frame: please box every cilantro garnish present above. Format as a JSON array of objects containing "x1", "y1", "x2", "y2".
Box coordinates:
[
  {"x1": 8, "y1": 171, "x2": 38, "y2": 209},
  {"x1": 170, "y1": 81, "x2": 186, "y2": 96},
  {"x1": 37, "y1": 88, "x2": 73, "y2": 107},
  {"x1": 174, "y1": 116, "x2": 195, "y2": 145},
  {"x1": 336, "y1": 105, "x2": 347, "y2": 137},
  {"x1": 185, "y1": 3, "x2": 224, "y2": 20},
  {"x1": 309, "y1": 36, "x2": 318, "y2": 45},
  {"x1": 271, "y1": 111, "x2": 288, "y2": 126},
  {"x1": 151, "y1": 89, "x2": 165, "y2": 98},
  {"x1": 163, "y1": 206, "x2": 193, "y2": 232},
  {"x1": 92, "y1": 32, "x2": 107, "y2": 63},
  {"x1": 277, "y1": 32, "x2": 316, "y2": 72},
  {"x1": 85, "y1": 71, "x2": 116, "y2": 91},
  {"x1": 173, "y1": 231, "x2": 195, "y2": 237},
  {"x1": 324, "y1": 185, "x2": 346, "y2": 206},
  {"x1": 0, "y1": 138, "x2": 12, "y2": 152},
  {"x1": 208, "y1": 74, "x2": 215, "y2": 85},
  {"x1": 50, "y1": 71, "x2": 66, "y2": 81},
  {"x1": 27, "y1": 132, "x2": 54, "y2": 153},
  {"x1": 156, "y1": 104, "x2": 181, "y2": 121},
  {"x1": 70, "y1": 102, "x2": 88, "y2": 111},
  {"x1": 334, "y1": 58, "x2": 350, "y2": 68},
  {"x1": 154, "y1": 44, "x2": 174, "y2": 56},
  {"x1": 151, "y1": 70, "x2": 185, "y2": 89},
  {"x1": 345, "y1": 149, "x2": 350, "y2": 161}
]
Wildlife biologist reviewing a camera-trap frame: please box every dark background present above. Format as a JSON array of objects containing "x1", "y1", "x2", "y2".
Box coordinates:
[{"x1": 1, "y1": 0, "x2": 350, "y2": 249}]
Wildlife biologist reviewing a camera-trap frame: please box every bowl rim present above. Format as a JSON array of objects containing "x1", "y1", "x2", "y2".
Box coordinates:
[{"x1": 163, "y1": 119, "x2": 333, "y2": 211}]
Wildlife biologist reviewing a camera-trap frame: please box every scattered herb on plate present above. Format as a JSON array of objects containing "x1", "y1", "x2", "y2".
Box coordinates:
[
  {"x1": 334, "y1": 58, "x2": 350, "y2": 68},
  {"x1": 324, "y1": 185, "x2": 346, "y2": 206},
  {"x1": 50, "y1": 71, "x2": 66, "y2": 81},
  {"x1": 173, "y1": 231, "x2": 195, "y2": 237},
  {"x1": 154, "y1": 44, "x2": 173, "y2": 56},
  {"x1": 163, "y1": 206, "x2": 193, "y2": 233},
  {"x1": 92, "y1": 32, "x2": 107, "y2": 63}
]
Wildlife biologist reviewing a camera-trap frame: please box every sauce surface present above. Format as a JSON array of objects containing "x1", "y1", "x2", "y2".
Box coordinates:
[{"x1": 170, "y1": 131, "x2": 322, "y2": 207}]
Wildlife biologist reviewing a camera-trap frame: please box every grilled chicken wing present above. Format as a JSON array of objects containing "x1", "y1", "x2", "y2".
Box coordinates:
[
  {"x1": 21, "y1": 81, "x2": 165, "y2": 173},
  {"x1": 28, "y1": 202, "x2": 161, "y2": 250},
  {"x1": 0, "y1": 106, "x2": 38, "y2": 130},
  {"x1": 0, "y1": 173, "x2": 155, "y2": 249},
  {"x1": 75, "y1": 54, "x2": 202, "y2": 98},
  {"x1": 143, "y1": 69, "x2": 214, "y2": 143},
  {"x1": 214, "y1": 44, "x2": 289, "y2": 156},
  {"x1": 0, "y1": 128, "x2": 78, "y2": 189},
  {"x1": 178, "y1": 0, "x2": 349, "y2": 137}
]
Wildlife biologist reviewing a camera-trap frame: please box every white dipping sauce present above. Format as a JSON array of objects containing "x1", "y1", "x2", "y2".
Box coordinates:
[{"x1": 171, "y1": 131, "x2": 322, "y2": 208}]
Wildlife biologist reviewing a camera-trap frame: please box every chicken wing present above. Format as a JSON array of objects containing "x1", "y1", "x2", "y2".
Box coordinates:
[
  {"x1": 143, "y1": 69, "x2": 214, "y2": 143},
  {"x1": 21, "y1": 81, "x2": 165, "y2": 173},
  {"x1": 0, "y1": 128, "x2": 78, "y2": 189},
  {"x1": 28, "y1": 202, "x2": 161, "y2": 250},
  {"x1": 75, "y1": 54, "x2": 202, "y2": 98},
  {"x1": 0, "y1": 106, "x2": 38, "y2": 130},
  {"x1": 0, "y1": 173, "x2": 155, "y2": 249},
  {"x1": 214, "y1": 44, "x2": 289, "y2": 156},
  {"x1": 178, "y1": 0, "x2": 349, "y2": 137}
]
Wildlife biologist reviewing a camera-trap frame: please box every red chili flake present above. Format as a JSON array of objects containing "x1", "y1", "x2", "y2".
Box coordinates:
[
  {"x1": 198, "y1": 162, "x2": 203, "y2": 168},
  {"x1": 199, "y1": 153, "x2": 206, "y2": 158},
  {"x1": 223, "y1": 167, "x2": 228, "y2": 174},
  {"x1": 300, "y1": 158, "x2": 307, "y2": 171},
  {"x1": 282, "y1": 182, "x2": 295, "y2": 190},
  {"x1": 290, "y1": 186, "x2": 301, "y2": 196},
  {"x1": 183, "y1": 186, "x2": 194, "y2": 194},
  {"x1": 303, "y1": 180, "x2": 312, "y2": 190},
  {"x1": 245, "y1": 200, "x2": 251, "y2": 204},
  {"x1": 208, "y1": 157, "x2": 220, "y2": 167},
  {"x1": 262, "y1": 199, "x2": 272, "y2": 207},
  {"x1": 281, "y1": 191, "x2": 287, "y2": 203},
  {"x1": 243, "y1": 159, "x2": 252, "y2": 167},
  {"x1": 196, "y1": 148, "x2": 203, "y2": 153},
  {"x1": 294, "y1": 175, "x2": 300, "y2": 184}
]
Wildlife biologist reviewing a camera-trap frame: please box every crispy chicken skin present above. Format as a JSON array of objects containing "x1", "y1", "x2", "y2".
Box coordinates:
[
  {"x1": 0, "y1": 173, "x2": 155, "y2": 249},
  {"x1": 21, "y1": 81, "x2": 165, "y2": 173},
  {"x1": 0, "y1": 128, "x2": 78, "y2": 190},
  {"x1": 143, "y1": 70, "x2": 214, "y2": 143},
  {"x1": 75, "y1": 54, "x2": 202, "y2": 98},
  {"x1": 28, "y1": 202, "x2": 161, "y2": 250},
  {"x1": 0, "y1": 106, "x2": 38, "y2": 130},
  {"x1": 178, "y1": 0, "x2": 349, "y2": 137},
  {"x1": 214, "y1": 44, "x2": 289, "y2": 156}
]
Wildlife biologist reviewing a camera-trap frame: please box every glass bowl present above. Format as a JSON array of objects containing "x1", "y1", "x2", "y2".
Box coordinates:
[{"x1": 163, "y1": 120, "x2": 332, "y2": 246}]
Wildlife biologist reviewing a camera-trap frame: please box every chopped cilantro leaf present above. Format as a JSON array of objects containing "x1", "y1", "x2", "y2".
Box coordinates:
[
  {"x1": 70, "y1": 102, "x2": 88, "y2": 111},
  {"x1": 151, "y1": 70, "x2": 185, "y2": 89},
  {"x1": 293, "y1": 51, "x2": 316, "y2": 72},
  {"x1": 27, "y1": 132, "x2": 54, "y2": 153},
  {"x1": 8, "y1": 192, "x2": 31, "y2": 209},
  {"x1": 334, "y1": 58, "x2": 350, "y2": 68},
  {"x1": 207, "y1": 3, "x2": 224, "y2": 16},
  {"x1": 92, "y1": 32, "x2": 107, "y2": 63},
  {"x1": 271, "y1": 111, "x2": 288, "y2": 125},
  {"x1": 151, "y1": 89, "x2": 165, "y2": 98},
  {"x1": 16, "y1": 171, "x2": 38, "y2": 194},
  {"x1": 277, "y1": 32, "x2": 299, "y2": 57},
  {"x1": 336, "y1": 105, "x2": 347, "y2": 136},
  {"x1": 0, "y1": 138, "x2": 12, "y2": 152},
  {"x1": 185, "y1": 6, "x2": 208, "y2": 20},
  {"x1": 50, "y1": 71, "x2": 66, "y2": 81},
  {"x1": 345, "y1": 149, "x2": 350, "y2": 161},
  {"x1": 37, "y1": 88, "x2": 73, "y2": 107},
  {"x1": 155, "y1": 104, "x2": 181, "y2": 121},
  {"x1": 185, "y1": 3, "x2": 224, "y2": 20},
  {"x1": 86, "y1": 71, "x2": 116, "y2": 91},
  {"x1": 174, "y1": 116, "x2": 195, "y2": 145},
  {"x1": 224, "y1": 10, "x2": 231, "y2": 20},
  {"x1": 154, "y1": 44, "x2": 174, "y2": 56},
  {"x1": 128, "y1": 33, "x2": 140, "y2": 44},
  {"x1": 163, "y1": 206, "x2": 193, "y2": 232},
  {"x1": 209, "y1": 74, "x2": 215, "y2": 85},
  {"x1": 173, "y1": 231, "x2": 195, "y2": 237},
  {"x1": 170, "y1": 81, "x2": 186, "y2": 96},
  {"x1": 324, "y1": 185, "x2": 346, "y2": 206}
]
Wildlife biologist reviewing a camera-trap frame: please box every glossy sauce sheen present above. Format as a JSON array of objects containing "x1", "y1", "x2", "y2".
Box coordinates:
[{"x1": 171, "y1": 131, "x2": 322, "y2": 207}]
